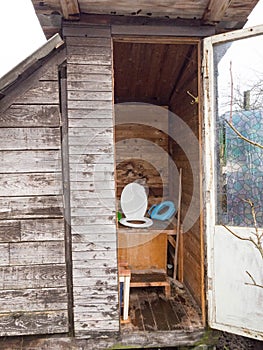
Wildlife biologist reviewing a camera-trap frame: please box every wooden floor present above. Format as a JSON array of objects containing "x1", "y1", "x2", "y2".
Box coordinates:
[{"x1": 121, "y1": 282, "x2": 203, "y2": 333}]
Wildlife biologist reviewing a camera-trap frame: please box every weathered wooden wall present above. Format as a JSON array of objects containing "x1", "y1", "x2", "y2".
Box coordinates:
[
  {"x1": 169, "y1": 43, "x2": 204, "y2": 309},
  {"x1": 64, "y1": 23, "x2": 119, "y2": 337},
  {"x1": 0, "y1": 56, "x2": 68, "y2": 336}
]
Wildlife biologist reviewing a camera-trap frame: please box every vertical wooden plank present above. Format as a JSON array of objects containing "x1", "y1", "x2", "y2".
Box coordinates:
[
  {"x1": 59, "y1": 63, "x2": 74, "y2": 336},
  {"x1": 65, "y1": 24, "x2": 119, "y2": 337}
]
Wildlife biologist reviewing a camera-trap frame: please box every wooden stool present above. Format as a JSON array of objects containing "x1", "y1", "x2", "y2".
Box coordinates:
[{"x1": 119, "y1": 262, "x2": 131, "y2": 323}]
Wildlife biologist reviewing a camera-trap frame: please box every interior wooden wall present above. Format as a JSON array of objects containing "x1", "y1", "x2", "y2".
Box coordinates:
[
  {"x1": 0, "y1": 56, "x2": 68, "y2": 336},
  {"x1": 169, "y1": 44, "x2": 203, "y2": 308},
  {"x1": 115, "y1": 105, "x2": 169, "y2": 207}
]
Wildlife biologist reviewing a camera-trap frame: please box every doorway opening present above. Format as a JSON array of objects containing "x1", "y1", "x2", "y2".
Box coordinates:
[{"x1": 113, "y1": 37, "x2": 205, "y2": 334}]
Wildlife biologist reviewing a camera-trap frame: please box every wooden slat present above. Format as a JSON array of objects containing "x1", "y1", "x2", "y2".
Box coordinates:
[
  {"x1": 0, "y1": 128, "x2": 60, "y2": 150},
  {"x1": 14, "y1": 81, "x2": 59, "y2": 104},
  {"x1": 63, "y1": 25, "x2": 111, "y2": 37},
  {"x1": 66, "y1": 36, "x2": 111, "y2": 47},
  {"x1": 59, "y1": 0, "x2": 80, "y2": 19},
  {"x1": 0, "y1": 221, "x2": 20, "y2": 242},
  {"x1": 9, "y1": 241, "x2": 65, "y2": 265},
  {"x1": 67, "y1": 81, "x2": 112, "y2": 91},
  {"x1": 0, "y1": 173, "x2": 62, "y2": 196},
  {"x1": 111, "y1": 25, "x2": 215, "y2": 37},
  {"x1": 203, "y1": 0, "x2": 232, "y2": 23},
  {"x1": 20, "y1": 218, "x2": 65, "y2": 241},
  {"x1": 0, "y1": 150, "x2": 61, "y2": 173},
  {"x1": 0, "y1": 196, "x2": 63, "y2": 220},
  {"x1": 0, "y1": 287, "x2": 67, "y2": 312},
  {"x1": 0, "y1": 265, "x2": 66, "y2": 289},
  {"x1": 0, "y1": 310, "x2": 68, "y2": 336},
  {"x1": 0, "y1": 244, "x2": 9, "y2": 266},
  {"x1": 0, "y1": 105, "x2": 60, "y2": 127}
]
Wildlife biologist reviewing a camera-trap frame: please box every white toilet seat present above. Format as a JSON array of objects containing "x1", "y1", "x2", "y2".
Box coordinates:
[
  {"x1": 119, "y1": 217, "x2": 153, "y2": 228},
  {"x1": 120, "y1": 183, "x2": 153, "y2": 228}
]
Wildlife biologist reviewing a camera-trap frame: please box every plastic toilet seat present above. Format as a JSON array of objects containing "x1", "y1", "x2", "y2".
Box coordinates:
[{"x1": 120, "y1": 183, "x2": 153, "y2": 228}]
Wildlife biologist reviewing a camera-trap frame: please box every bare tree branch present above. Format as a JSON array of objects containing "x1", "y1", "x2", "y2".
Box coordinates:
[
  {"x1": 245, "y1": 271, "x2": 263, "y2": 289},
  {"x1": 226, "y1": 120, "x2": 263, "y2": 150}
]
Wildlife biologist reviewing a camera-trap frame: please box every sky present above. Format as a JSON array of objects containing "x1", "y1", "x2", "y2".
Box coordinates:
[
  {"x1": 0, "y1": 0, "x2": 46, "y2": 78},
  {"x1": 0, "y1": 0, "x2": 262, "y2": 78}
]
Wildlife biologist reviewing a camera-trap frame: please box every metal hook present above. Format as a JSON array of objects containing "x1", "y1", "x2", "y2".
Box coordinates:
[{"x1": 187, "y1": 90, "x2": 199, "y2": 104}]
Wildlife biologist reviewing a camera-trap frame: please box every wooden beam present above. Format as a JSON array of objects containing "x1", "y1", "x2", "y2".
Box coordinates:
[
  {"x1": 59, "y1": 0, "x2": 80, "y2": 20},
  {"x1": 203, "y1": 0, "x2": 232, "y2": 23}
]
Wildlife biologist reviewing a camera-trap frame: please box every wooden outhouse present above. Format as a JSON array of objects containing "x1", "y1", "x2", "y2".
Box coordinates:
[{"x1": 0, "y1": 0, "x2": 262, "y2": 348}]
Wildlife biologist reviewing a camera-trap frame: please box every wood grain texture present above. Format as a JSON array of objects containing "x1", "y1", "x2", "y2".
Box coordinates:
[
  {"x1": 0, "y1": 264, "x2": 66, "y2": 289},
  {"x1": 0, "y1": 128, "x2": 61, "y2": 150},
  {"x1": 0, "y1": 310, "x2": 68, "y2": 336},
  {"x1": 0, "y1": 105, "x2": 60, "y2": 127},
  {"x1": 0, "y1": 173, "x2": 62, "y2": 196},
  {"x1": 66, "y1": 24, "x2": 119, "y2": 335},
  {"x1": 0, "y1": 196, "x2": 63, "y2": 219},
  {"x1": 0, "y1": 150, "x2": 61, "y2": 173},
  {"x1": 0, "y1": 46, "x2": 68, "y2": 338}
]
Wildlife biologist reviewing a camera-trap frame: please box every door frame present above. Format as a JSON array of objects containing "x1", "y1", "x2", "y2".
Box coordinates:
[{"x1": 203, "y1": 24, "x2": 263, "y2": 339}]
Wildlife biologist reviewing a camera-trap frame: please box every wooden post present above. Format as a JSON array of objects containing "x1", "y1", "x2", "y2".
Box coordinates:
[{"x1": 173, "y1": 168, "x2": 182, "y2": 280}]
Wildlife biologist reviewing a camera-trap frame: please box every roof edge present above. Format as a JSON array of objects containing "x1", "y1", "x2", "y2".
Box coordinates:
[{"x1": 0, "y1": 33, "x2": 64, "y2": 91}]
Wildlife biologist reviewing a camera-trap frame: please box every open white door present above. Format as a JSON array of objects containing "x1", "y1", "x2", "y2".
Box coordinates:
[{"x1": 203, "y1": 24, "x2": 263, "y2": 341}]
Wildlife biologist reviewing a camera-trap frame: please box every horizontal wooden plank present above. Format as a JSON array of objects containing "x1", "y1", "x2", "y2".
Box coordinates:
[
  {"x1": 67, "y1": 64, "x2": 112, "y2": 78},
  {"x1": 73, "y1": 292, "x2": 118, "y2": 305},
  {"x1": 70, "y1": 189, "x2": 115, "y2": 202},
  {"x1": 20, "y1": 218, "x2": 65, "y2": 241},
  {"x1": 0, "y1": 244, "x2": 9, "y2": 266},
  {"x1": 0, "y1": 105, "x2": 60, "y2": 127},
  {"x1": 72, "y1": 250, "x2": 117, "y2": 261},
  {"x1": 69, "y1": 153, "x2": 114, "y2": 164},
  {"x1": 9, "y1": 241, "x2": 65, "y2": 265},
  {"x1": 74, "y1": 319, "x2": 118, "y2": 333},
  {"x1": 0, "y1": 150, "x2": 61, "y2": 173},
  {"x1": 0, "y1": 173, "x2": 62, "y2": 196},
  {"x1": 73, "y1": 275, "x2": 117, "y2": 288},
  {"x1": 71, "y1": 215, "x2": 116, "y2": 226},
  {"x1": 73, "y1": 308, "x2": 118, "y2": 321},
  {"x1": 70, "y1": 180, "x2": 115, "y2": 191},
  {"x1": 68, "y1": 91, "x2": 112, "y2": 101},
  {"x1": 0, "y1": 287, "x2": 67, "y2": 312},
  {"x1": 68, "y1": 108, "x2": 113, "y2": 119},
  {"x1": 67, "y1": 81, "x2": 112, "y2": 92},
  {"x1": 70, "y1": 171, "x2": 115, "y2": 183},
  {"x1": 67, "y1": 54, "x2": 111, "y2": 65},
  {"x1": 67, "y1": 45, "x2": 111, "y2": 56},
  {"x1": 14, "y1": 81, "x2": 59, "y2": 104},
  {"x1": 73, "y1": 285, "x2": 118, "y2": 297},
  {"x1": 70, "y1": 196, "x2": 115, "y2": 209},
  {"x1": 73, "y1": 267, "x2": 117, "y2": 279},
  {"x1": 69, "y1": 145, "x2": 114, "y2": 155},
  {"x1": 63, "y1": 25, "x2": 111, "y2": 38},
  {"x1": 69, "y1": 136, "x2": 113, "y2": 147},
  {"x1": 0, "y1": 264, "x2": 66, "y2": 289},
  {"x1": 72, "y1": 233, "x2": 116, "y2": 244},
  {"x1": 71, "y1": 208, "x2": 115, "y2": 218},
  {"x1": 69, "y1": 127, "x2": 113, "y2": 137},
  {"x1": 69, "y1": 118, "x2": 114, "y2": 128},
  {"x1": 0, "y1": 196, "x2": 63, "y2": 220},
  {"x1": 111, "y1": 24, "x2": 213, "y2": 37},
  {"x1": 0, "y1": 217, "x2": 64, "y2": 244},
  {"x1": 68, "y1": 100, "x2": 113, "y2": 110},
  {"x1": 0, "y1": 128, "x2": 60, "y2": 150},
  {"x1": 71, "y1": 224, "x2": 116, "y2": 234},
  {"x1": 0, "y1": 221, "x2": 20, "y2": 242},
  {"x1": 66, "y1": 36, "x2": 111, "y2": 47},
  {"x1": 72, "y1": 241, "x2": 116, "y2": 252},
  {"x1": 0, "y1": 310, "x2": 68, "y2": 336}
]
